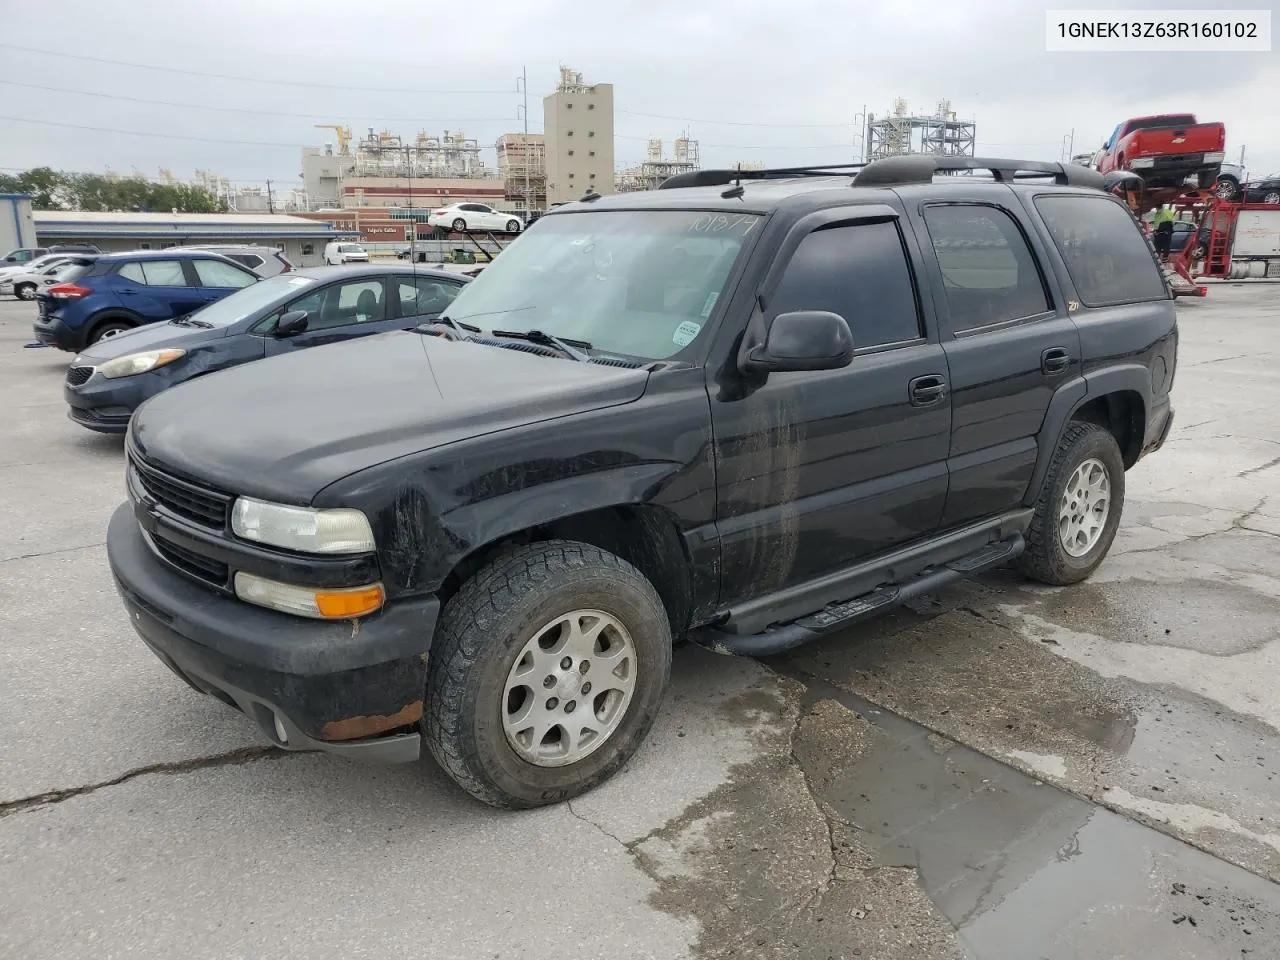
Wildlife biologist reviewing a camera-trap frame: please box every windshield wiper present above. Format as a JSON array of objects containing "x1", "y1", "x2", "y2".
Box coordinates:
[
  {"x1": 493, "y1": 328, "x2": 592, "y2": 362},
  {"x1": 170, "y1": 316, "x2": 212, "y2": 328},
  {"x1": 437, "y1": 315, "x2": 480, "y2": 334}
]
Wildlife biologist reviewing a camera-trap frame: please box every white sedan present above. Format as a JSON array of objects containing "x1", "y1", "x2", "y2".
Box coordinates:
[
  {"x1": 427, "y1": 203, "x2": 524, "y2": 235},
  {"x1": 0, "y1": 257, "x2": 81, "y2": 300}
]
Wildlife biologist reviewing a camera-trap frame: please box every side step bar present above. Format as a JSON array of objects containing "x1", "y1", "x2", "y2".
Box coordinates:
[{"x1": 694, "y1": 535, "x2": 1025, "y2": 658}]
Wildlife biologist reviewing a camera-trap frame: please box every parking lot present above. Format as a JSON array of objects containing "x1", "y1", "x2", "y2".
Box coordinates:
[{"x1": 1, "y1": 286, "x2": 1278, "y2": 958}]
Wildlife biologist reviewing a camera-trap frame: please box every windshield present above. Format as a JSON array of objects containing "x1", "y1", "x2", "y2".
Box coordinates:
[
  {"x1": 183, "y1": 274, "x2": 317, "y2": 327},
  {"x1": 444, "y1": 209, "x2": 761, "y2": 360},
  {"x1": 339, "y1": 244, "x2": 364, "y2": 253}
]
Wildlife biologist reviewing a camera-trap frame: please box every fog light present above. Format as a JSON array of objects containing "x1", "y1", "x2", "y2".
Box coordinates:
[{"x1": 273, "y1": 714, "x2": 289, "y2": 744}]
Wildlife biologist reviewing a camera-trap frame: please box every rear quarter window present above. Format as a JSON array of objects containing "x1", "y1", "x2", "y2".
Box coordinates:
[{"x1": 1033, "y1": 195, "x2": 1169, "y2": 307}]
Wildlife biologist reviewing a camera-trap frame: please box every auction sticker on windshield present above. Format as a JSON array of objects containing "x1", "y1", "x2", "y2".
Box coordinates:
[{"x1": 673, "y1": 320, "x2": 701, "y2": 346}]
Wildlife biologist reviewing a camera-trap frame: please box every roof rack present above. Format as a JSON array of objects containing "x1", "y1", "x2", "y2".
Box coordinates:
[
  {"x1": 658, "y1": 156, "x2": 1106, "y2": 192},
  {"x1": 851, "y1": 156, "x2": 1105, "y2": 189},
  {"x1": 657, "y1": 164, "x2": 868, "y2": 190}
]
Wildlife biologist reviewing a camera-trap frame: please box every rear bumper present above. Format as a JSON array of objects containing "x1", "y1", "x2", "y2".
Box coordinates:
[
  {"x1": 32, "y1": 314, "x2": 85, "y2": 352},
  {"x1": 1143, "y1": 398, "x2": 1174, "y2": 456},
  {"x1": 106, "y1": 502, "x2": 436, "y2": 762}
]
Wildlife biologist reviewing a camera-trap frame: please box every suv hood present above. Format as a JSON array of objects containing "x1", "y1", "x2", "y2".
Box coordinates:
[{"x1": 129, "y1": 330, "x2": 650, "y2": 503}]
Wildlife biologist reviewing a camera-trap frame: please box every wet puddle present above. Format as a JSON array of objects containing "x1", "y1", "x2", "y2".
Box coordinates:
[{"x1": 787, "y1": 676, "x2": 1280, "y2": 959}]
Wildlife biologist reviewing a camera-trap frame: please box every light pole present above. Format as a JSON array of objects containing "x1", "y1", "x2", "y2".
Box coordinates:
[{"x1": 515, "y1": 67, "x2": 531, "y2": 216}]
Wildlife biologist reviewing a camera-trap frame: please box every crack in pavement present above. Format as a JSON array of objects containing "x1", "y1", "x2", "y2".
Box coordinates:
[
  {"x1": 1240, "y1": 454, "x2": 1280, "y2": 479},
  {"x1": 1110, "y1": 497, "x2": 1271, "y2": 558},
  {"x1": 0, "y1": 746, "x2": 312, "y2": 819},
  {"x1": 0, "y1": 541, "x2": 106, "y2": 564}
]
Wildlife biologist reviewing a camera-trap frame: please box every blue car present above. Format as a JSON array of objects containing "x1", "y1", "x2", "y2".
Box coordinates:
[
  {"x1": 33, "y1": 250, "x2": 261, "y2": 352},
  {"x1": 64, "y1": 265, "x2": 469, "y2": 434}
]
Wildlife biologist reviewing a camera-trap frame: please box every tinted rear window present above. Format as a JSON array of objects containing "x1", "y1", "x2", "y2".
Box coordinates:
[
  {"x1": 1034, "y1": 195, "x2": 1169, "y2": 307},
  {"x1": 1128, "y1": 115, "x2": 1196, "y2": 132}
]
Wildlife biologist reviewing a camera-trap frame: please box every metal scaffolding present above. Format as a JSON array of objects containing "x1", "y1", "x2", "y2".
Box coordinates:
[
  {"x1": 496, "y1": 133, "x2": 546, "y2": 213},
  {"x1": 866, "y1": 98, "x2": 976, "y2": 161},
  {"x1": 351, "y1": 127, "x2": 493, "y2": 179},
  {"x1": 615, "y1": 137, "x2": 701, "y2": 192}
]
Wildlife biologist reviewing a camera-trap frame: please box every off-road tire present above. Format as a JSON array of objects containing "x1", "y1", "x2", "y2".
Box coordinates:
[
  {"x1": 15, "y1": 282, "x2": 36, "y2": 301},
  {"x1": 1016, "y1": 421, "x2": 1126, "y2": 586},
  {"x1": 424, "y1": 540, "x2": 673, "y2": 809}
]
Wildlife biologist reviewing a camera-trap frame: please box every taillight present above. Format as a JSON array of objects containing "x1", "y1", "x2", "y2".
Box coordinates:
[
  {"x1": 279, "y1": 262, "x2": 291, "y2": 273},
  {"x1": 433, "y1": 209, "x2": 448, "y2": 216},
  {"x1": 48, "y1": 283, "x2": 91, "y2": 299}
]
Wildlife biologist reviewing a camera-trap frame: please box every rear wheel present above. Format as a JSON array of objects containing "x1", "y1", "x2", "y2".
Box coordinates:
[
  {"x1": 424, "y1": 540, "x2": 672, "y2": 809},
  {"x1": 15, "y1": 282, "x2": 36, "y2": 301},
  {"x1": 506, "y1": 219, "x2": 521, "y2": 234},
  {"x1": 451, "y1": 217, "x2": 467, "y2": 232},
  {"x1": 1264, "y1": 192, "x2": 1280, "y2": 205},
  {"x1": 1017, "y1": 422, "x2": 1126, "y2": 586},
  {"x1": 89, "y1": 319, "x2": 134, "y2": 344}
]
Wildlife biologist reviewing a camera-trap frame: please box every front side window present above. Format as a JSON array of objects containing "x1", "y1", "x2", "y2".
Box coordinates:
[
  {"x1": 289, "y1": 278, "x2": 386, "y2": 330},
  {"x1": 1035, "y1": 195, "x2": 1169, "y2": 306},
  {"x1": 193, "y1": 259, "x2": 257, "y2": 289},
  {"x1": 921, "y1": 205, "x2": 1051, "y2": 332},
  {"x1": 769, "y1": 220, "x2": 922, "y2": 349},
  {"x1": 397, "y1": 277, "x2": 462, "y2": 318},
  {"x1": 442, "y1": 209, "x2": 762, "y2": 360}
]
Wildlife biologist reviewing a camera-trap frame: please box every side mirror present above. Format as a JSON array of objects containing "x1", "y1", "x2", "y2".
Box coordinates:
[
  {"x1": 742, "y1": 310, "x2": 854, "y2": 374},
  {"x1": 275, "y1": 310, "x2": 309, "y2": 337}
]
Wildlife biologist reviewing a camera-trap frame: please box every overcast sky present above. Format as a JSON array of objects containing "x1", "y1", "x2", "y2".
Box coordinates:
[{"x1": 1, "y1": 0, "x2": 1277, "y2": 189}]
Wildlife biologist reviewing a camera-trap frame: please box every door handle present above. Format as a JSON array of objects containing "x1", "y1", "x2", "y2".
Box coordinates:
[
  {"x1": 1041, "y1": 347, "x2": 1071, "y2": 375},
  {"x1": 909, "y1": 374, "x2": 947, "y2": 406}
]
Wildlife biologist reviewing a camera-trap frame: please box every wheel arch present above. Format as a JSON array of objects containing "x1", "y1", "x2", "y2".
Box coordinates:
[
  {"x1": 85, "y1": 310, "x2": 142, "y2": 343},
  {"x1": 1025, "y1": 367, "x2": 1150, "y2": 506},
  {"x1": 437, "y1": 500, "x2": 695, "y2": 640}
]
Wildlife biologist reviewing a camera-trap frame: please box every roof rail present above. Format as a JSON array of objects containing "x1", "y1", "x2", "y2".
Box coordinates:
[
  {"x1": 852, "y1": 156, "x2": 1106, "y2": 189},
  {"x1": 658, "y1": 163, "x2": 868, "y2": 190}
]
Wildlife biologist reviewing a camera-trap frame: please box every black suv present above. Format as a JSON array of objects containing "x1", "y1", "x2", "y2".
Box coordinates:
[{"x1": 106, "y1": 156, "x2": 1177, "y2": 809}]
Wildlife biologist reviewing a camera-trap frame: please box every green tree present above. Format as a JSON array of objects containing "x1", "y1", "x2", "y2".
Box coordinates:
[{"x1": 0, "y1": 168, "x2": 228, "y2": 212}]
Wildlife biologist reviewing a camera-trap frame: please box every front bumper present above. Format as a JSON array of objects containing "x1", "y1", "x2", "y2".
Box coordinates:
[
  {"x1": 63, "y1": 367, "x2": 161, "y2": 435},
  {"x1": 106, "y1": 502, "x2": 436, "y2": 762}
]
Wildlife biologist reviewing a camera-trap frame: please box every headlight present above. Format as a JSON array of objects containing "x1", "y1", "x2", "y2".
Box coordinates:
[
  {"x1": 98, "y1": 348, "x2": 186, "y2": 379},
  {"x1": 231, "y1": 496, "x2": 376, "y2": 554}
]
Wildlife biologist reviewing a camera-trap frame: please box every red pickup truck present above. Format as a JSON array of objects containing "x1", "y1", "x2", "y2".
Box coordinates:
[{"x1": 1094, "y1": 114, "x2": 1226, "y2": 190}]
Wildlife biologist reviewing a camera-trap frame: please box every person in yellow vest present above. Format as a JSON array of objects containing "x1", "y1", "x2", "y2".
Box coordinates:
[{"x1": 1152, "y1": 204, "x2": 1176, "y2": 260}]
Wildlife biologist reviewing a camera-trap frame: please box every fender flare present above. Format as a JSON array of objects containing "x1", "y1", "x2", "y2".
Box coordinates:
[
  {"x1": 1023, "y1": 365, "x2": 1152, "y2": 506},
  {"x1": 397, "y1": 462, "x2": 693, "y2": 594}
]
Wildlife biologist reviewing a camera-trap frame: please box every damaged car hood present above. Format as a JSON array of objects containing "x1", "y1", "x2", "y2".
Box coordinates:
[{"x1": 129, "y1": 330, "x2": 650, "y2": 503}]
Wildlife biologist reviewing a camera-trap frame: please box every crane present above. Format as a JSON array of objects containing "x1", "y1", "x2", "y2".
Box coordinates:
[{"x1": 314, "y1": 124, "x2": 352, "y2": 156}]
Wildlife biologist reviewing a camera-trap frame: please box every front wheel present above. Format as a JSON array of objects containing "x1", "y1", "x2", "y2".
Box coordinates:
[
  {"x1": 1016, "y1": 422, "x2": 1126, "y2": 586},
  {"x1": 424, "y1": 540, "x2": 672, "y2": 809},
  {"x1": 1264, "y1": 192, "x2": 1280, "y2": 205},
  {"x1": 1215, "y1": 176, "x2": 1240, "y2": 201},
  {"x1": 15, "y1": 282, "x2": 36, "y2": 301}
]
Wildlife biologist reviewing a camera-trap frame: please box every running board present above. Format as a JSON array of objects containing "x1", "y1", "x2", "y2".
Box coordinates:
[{"x1": 694, "y1": 534, "x2": 1025, "y2": 658}]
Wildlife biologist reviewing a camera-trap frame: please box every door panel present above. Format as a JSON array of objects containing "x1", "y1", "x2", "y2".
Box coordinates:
[
  {"x1": 264, "y1": 277, "x2": 390, "y2": 356},
  {"x1": 713, "y1": 344, "x2": 951, "y2": 602},
  {"x1": 709, "y1": 213, "x2": 951, "y2": 609},
  {"x1": 114, "y1": 259, "x2": 207, "y2": 320},
  {"x1": 907, "y1": 198, "x2": 1081, "y2": 529}
]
